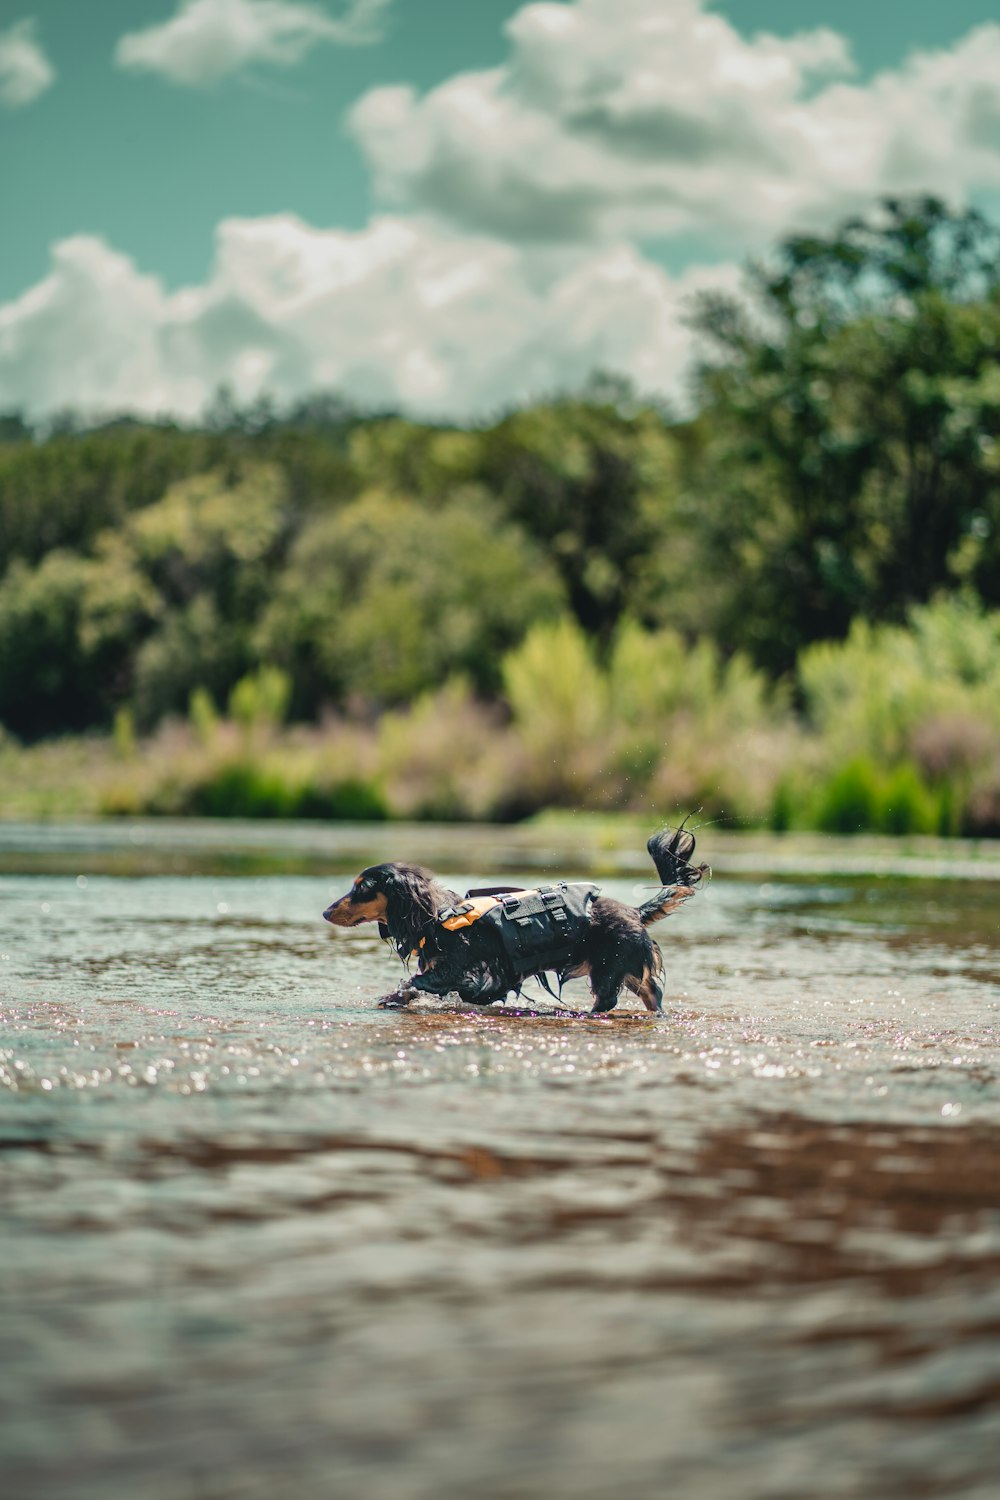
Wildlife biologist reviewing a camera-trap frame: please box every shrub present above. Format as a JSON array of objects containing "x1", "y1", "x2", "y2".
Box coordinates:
[
  {"x1": 298, "y1": 778, "x2": 388, "y2": 821},
  {"x1": 188, "y1": 686, "x2": 219, "y2": 745},
  {"x1": 112, "y1": 707, "x2": 136, "y2": 760},
  {"x1": 812, "y1": 758, "x2": 883, "y2": 834},
  {"x1": 769, "y1": 777, "x2": 796, "y2": 833},
  {"x1": 800, "y1": 596, "x2": 1000, "y2": 763},
  {"x1": 187, "y1": 761, "x2": 300, "y2": 818},
  {"x1": 810, "y1": 757, "x2": 944, "y2": 835},
  {"x1": 877, "y1": 763, "x2": 943, "y2": 836},
  {"x1": 228, "y1": 665, "x2": 292, "y2": 730},
  {"x1": 502, "y1": 618, "x2": 615, "y2": 807},
  {"x1": 377, "y1": 679, "x2": 528, "y2": 821},
  {"x1": 798, "y1": 597, "x2": 1000, "y2": 834},
  {"x1": 145, "y1": 749, "x2": 388, "y2": 821}
]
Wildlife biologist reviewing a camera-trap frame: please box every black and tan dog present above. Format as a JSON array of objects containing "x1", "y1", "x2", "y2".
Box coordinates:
[{"x1": 323, "y1": 825, "x2": 707, "y2": 1013}]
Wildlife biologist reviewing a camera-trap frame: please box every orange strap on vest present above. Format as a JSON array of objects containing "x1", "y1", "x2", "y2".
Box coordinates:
[{"x1": 439, "y1": 894, "x2": 510, "y2": 931}]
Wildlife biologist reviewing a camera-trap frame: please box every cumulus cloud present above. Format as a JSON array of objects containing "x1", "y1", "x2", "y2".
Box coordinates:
[
  {"x1": 10, "y1": 0, "x2": 1000, "y2": 423},
  {"x1": 0, "y1": 18, "x2": 55, "y2": 107},
  {"x1": 0, "y1": 218, "x2": 739, "y2": 421},
  {"x1": 349, "y1": 0, "x2": 1000, "y2": 245},
  {"x1": 115, "y1": 0, "x2": 392, "y2": 87}
]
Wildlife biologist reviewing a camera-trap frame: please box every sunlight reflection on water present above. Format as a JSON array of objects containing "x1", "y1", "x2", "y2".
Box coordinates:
[{"x1": 1, "y1": 853, "x2": 999, "y2": 1499}]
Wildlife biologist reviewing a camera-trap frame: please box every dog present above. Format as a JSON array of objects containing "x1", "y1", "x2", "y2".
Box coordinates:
[{"x1": 323, "y1": 824, "x2": 707, "y2": 1013}]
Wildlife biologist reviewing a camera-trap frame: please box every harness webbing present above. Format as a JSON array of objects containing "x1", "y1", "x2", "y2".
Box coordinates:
[{"x1": 437, "y1": 881, "x2": 599, "y2": 992}]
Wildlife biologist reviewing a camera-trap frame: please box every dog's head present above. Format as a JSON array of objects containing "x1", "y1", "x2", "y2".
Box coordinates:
[
  {"x1": 323, "y1": 865, "x2": 394, "y2": 928},
  {"x1": 323, "y1": 862, "x2": 458, "y2": 955}
]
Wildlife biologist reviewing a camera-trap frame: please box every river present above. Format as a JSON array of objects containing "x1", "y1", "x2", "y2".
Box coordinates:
[{"x1": 1, "y1": 822, "x2": 998, "y2": 1499}]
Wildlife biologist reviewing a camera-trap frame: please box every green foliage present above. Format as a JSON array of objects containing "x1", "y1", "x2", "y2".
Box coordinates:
[
  {"x1": 812, "y1": 759, "x2": 883, "y2": 834},
  {"x1": 0, "y1": 553, "x2": 80, "y2": 735},
  {"x1": 799, "y1": 595, "x2": 1000, "y2": 766},
  {"x1": 0, "y1": 463, "x2": 291, "y2": 735},
  {"x1": 187, "y1": 761, "x2": 302, "y2": 818},
  {"x1": 504, "y1": 616, "x2": 607, "y2": 752},
  {"x1": 228, "y1": 666, "x2": 292, "y2": 730},
  {"x1": 131, "y1": 595, "x2": 247, "y2": 729},
  {"x1": 0, "y1": 544, "x2": 145, "y2": 737},
  {"x1": 188, "y1": 687, "x2": 219, "y2": 745},
  {"x1": 477, "y1": 399, "x2": 686, "y2": 639},
  {"x1": 307, "y1": 779, "x2": 389, "y2": 821},
  {"x1": 3, "y1": 602, "x2": 1000, "y2": 834},
  {"x1": 500, "y1": 615, "x2": 786, "y2": 819},
  {"x1": 811, "y1": 758, "x2": 944, "y2": 836},
  {"x1": 3, "y1": 198, "x2": 1000, "y2": 843},
  {"x1": 376, "y1": 679, "x2": 526, "y2": 821},
  {"x1": 127, "y1": 465, "x2": 286, "y2": 594},
  {"x1": 769, "y1": 777, "x2": 796, "y2": 834},
  {"x1": 688, "y1": 197, "x2": 1000, "y2": 671},
  {"x1": 794, "y1": 595, "x2": 1000, "y2": 834},
  {"x1": 112, "y1": 707, "x2": 136, "y2": 761},
  {"x1": 346, "y1": 421, "x2": 481, "y2": 499},
  {"x1": 259, "y1": 490, "x2": 565, "y2": 706},
  {"x1": 173, "y1": 760, "x2": 387, "y2": 820},
  {"x1": 879, "y1": 763, "x2": 943, "y2": 836},
  {"x1": 608, "y1": 620, "x2": 778, "y2": 739},
  {"x1": 0, "y1": 424, "x2": 228, "y2": 567}
]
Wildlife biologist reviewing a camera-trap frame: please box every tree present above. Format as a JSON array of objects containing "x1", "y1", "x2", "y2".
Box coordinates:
[
  {"x1": 0, "y1": 464, "x2": 292, "y2": 734},
  {"x1": 477, "y1": 398, "x2": 684, "y2": 641},
  {"x1": 688, "y1": 197, "x2": 1000, "y2": 672},
  {"x1": 258, "y1": 489, "x2": 566, "y2": 709}
]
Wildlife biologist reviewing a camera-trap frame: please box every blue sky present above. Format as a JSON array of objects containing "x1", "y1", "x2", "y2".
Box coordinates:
[
  {"x1": 2, "y1": 0, "x2": 520, "y2": 298},
  {"x1": 3, "y1": 0, "x2": 1000, "y2": 419}
]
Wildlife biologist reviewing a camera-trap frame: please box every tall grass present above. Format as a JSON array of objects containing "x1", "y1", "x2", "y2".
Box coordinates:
[
  {"x1": 3, "y1": 597, "x2": 999, "y2": 833},
  {"x1": 501, "y1": 616, "x2": 790, "y2": 821},
  {"x1": 98, "y1": 670, "x2": 389, "y2": 820},
  {"x1": 800, "y1": 596, "x2": 1000, "y2": 833}
]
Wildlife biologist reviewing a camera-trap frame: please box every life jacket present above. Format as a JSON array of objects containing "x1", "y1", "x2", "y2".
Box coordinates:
[{"x1": 437, "y1": 882, "x2": 600, "y2": 981}]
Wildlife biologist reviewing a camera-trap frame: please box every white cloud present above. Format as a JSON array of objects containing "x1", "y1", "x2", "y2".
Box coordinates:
[
  {"x1": 0, "y1": 218, "x2": 739, "y2": 421},
  {"x1": 9, "y1": 0, "x2": 1000, "y2": 424},
  {"x1": 0, "y1": 18, "x2": 55, "y2": 108},
  {"x1": 349, "y1": 0, "x2": 1000, "y2": 246},
  {"x1": 115, "y1": 0, "x2": 392, "y2": 87}
]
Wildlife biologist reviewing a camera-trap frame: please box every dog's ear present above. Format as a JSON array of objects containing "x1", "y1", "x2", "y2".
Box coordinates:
[{"x1": 378, "y1": 921, "x2": 390, "y2": 942}]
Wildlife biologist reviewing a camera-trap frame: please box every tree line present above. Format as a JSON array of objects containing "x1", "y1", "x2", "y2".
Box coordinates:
[{"x1": 1, "y1": 197, "x2": 998, "y2": 746}]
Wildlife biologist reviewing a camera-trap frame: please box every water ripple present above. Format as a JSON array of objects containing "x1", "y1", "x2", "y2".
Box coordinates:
[{"x1": 1, "y1": 865, "x2": 999, "y2": 1499}]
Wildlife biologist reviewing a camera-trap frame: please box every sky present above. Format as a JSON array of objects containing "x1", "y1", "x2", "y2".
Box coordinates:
[{"x1": 2, "y1": 0, "x2": 1000, "y2": 422}]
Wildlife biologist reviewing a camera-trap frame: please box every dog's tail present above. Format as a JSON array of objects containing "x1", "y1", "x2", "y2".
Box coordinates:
[{"x1": 638, "y1": 821, "x2": 709, "y2": 927}]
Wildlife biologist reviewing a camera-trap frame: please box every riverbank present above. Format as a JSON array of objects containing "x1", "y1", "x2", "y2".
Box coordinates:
[{"x1": 4, "y1": 815, "x2": 1000, "y2": 880}]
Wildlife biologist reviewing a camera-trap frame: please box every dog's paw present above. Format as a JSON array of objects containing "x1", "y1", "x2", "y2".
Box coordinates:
[{"x1": 376, "y1": 991, "x2": 413, "y2": 1009}]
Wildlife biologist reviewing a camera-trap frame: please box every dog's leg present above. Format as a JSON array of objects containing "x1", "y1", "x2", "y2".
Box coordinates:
[
  {"x1": 589, "y1": 953, "x2": 623, "y2": 1013},
  {"x1": 457, "y1": 962, "x2": 508, "y2": 1006},
  {"x1": 376, "y1": 983, "x2": 417, "y2": 1009},
  {"x1": 625, "y1": 964, "x2": 664, "y2": 1013},
  {"x1": 624, "y1": 948, "x2": 665, "y2": 1013},
  {"x1": 376, "y1": 969, "x2": 458, "y2": 1008},
  {"x1": 590, "y1": 940, "x2": 662, "y2": 1014}
]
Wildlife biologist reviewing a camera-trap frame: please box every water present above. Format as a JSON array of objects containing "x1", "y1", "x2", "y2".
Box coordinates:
[{"x1": 1, "y1": 827, "x2": 999, "y2": 1499}]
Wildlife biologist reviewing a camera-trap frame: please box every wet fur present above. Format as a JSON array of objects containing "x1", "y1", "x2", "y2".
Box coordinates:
[{"x1": 323, "y1": 826, "x2": 707, "y2": 1014}]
